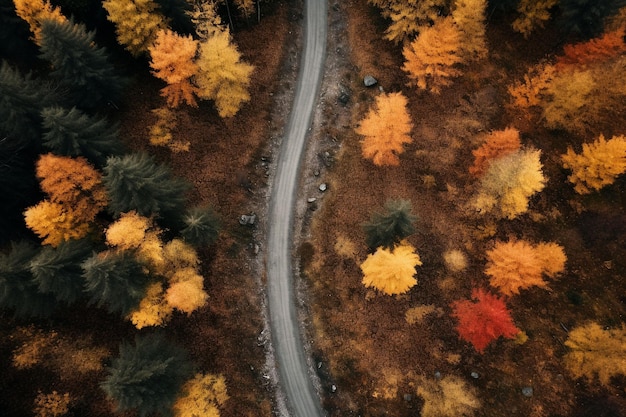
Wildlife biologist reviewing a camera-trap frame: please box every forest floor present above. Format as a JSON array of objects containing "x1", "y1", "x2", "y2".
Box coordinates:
[{"x1": 303, "y1": 1, "x2": 626, "y2": 417}]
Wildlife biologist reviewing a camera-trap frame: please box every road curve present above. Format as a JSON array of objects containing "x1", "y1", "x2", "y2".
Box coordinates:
[{"x1": 266, "y1": 0, "x2": 327, "y2": 416}]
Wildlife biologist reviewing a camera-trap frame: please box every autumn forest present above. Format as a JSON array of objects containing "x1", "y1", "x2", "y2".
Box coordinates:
[{"x1": 2, "y1": 0, "x2": 626, "y2": 416}]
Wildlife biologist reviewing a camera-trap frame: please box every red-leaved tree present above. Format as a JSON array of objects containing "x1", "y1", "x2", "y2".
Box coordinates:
[{"x1": 451, "y1": 288, "x2": 519, "y2": 353}]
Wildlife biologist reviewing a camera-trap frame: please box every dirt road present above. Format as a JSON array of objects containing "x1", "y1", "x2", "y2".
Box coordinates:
[{"x1": 266, "y1": 0, "x2": 327, "y2": 416}]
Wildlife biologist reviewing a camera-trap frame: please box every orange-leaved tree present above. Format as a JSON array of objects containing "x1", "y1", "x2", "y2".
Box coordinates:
[
  {"x1": 511, "y1": 0, "x2": 557, "y2": 38},
  {"x1": 402, "y1": 17, "x2": 464, "y2": 94},
  {"x1": 149, "y1": 29, "x2": 200, "y2": 108},
  {"x1": 507, "y1": 62, "x2": 556, "y2": 109},
  {"x1": 555, "y1": 26, "x2": 626, "y2": 71},
  {"x1": 355, "y1": 92, "x2": 413, "y2": 166},
  {"x1": 561, "y1": 134, "x2": 626, "y2": 194},
  {"x1": 360, "y1": 243, "x2": 422, "y2": 295},
  {"x1": 195, "y1": 29, "x2": 254, "y2": 118},
  {"x1": 485, "y1": 239, "x2": 566, "y2": 296},
  {"x1": 13, "y1": 0, "x2": 67, "y2": 44},
  {"x1": 451, "y1": 288, "x2": 519, "y2": 353},
  {"x1": 102, "y1": 0, "x2": 166, "y2": 56},
  {"x1": 469, "y1": 127, "x2": 522, "y2": 177}
]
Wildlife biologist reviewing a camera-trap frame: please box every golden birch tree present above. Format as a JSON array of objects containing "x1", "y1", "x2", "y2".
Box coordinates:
[
  {"x1": 24, "y1": 201, "x2": 90, "y2": 246},
  {"x1": 360, "y1": 243, "x2": 422, "y2": 295},
  {"x1": 173, "y1": 373, "x2": 229, "y2": 417},
  {"x1": 355, "y1": 92, "x2": 413, "y2": 166},
  {"x1": 102, "y1": 0, "x2": 166, "y2": 56},
  {"x1": 402, "y1": 17, "x2": 464, "y2": 94}
]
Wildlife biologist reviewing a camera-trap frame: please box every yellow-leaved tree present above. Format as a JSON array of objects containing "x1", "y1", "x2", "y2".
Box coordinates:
[
  {"x1": 564, "y1": 322, "x2": 626, "y2": 386},
  {"x1": 368, "y1": 0, "x2": 447, "y2": 44},
  {"x1": 195, "y1": 29, "x2": 254, "y2": 118},
  {"x1": 416, "y1": 375, "x2": 480, "y2": 417},
  {"x1": 360, "y1": 243, "x2": 422, "y2": 295},
  {"x1": 452, "y1": 0, "x2": 488, "y2": 62},
  {"x1": 165, "y1": 267, "x2": 208, "y2": 314},
  {"x1": 102, "y1": 0, "x2": 166, "y2": 56},
  {"x1": 148, "y1": 107, "x2": 190, "y2": 152},
  {"x1": 561, "y1": 134, "x2": 626, "y2": 194},
  {"x1": 149, "y1": 29, "x2": 200, "y2": 108},
  {"x1": 485, "y1": 239, "x2": 566, "y2": 296},
  {"x1": 541, "y1": 69, "x2": 595, "y2": 132},
  {"x1": 129, "y1": 282, "x2": 173, "y2": 329},
  {"x1": 173, "y1": 373, "x2": 229, "y2": 417},
  {"x1": 24, "y1": 201, "x2": 90, "y2": 247},
  {"x1": 402, "y1": 17, "x2": 464, "y2": 94},
  {"x1": 13, "y1": 0, "x2": 67, "y2": 44},
  {"x1": 472, "y1": 148, "x2": 546, "y2": 219},
  {"x1": 355, "y1": 92, "x2": 413, "y2": 166},
  {"x1": 511, "y1": 0, "x2": 557, "y2": 38}
]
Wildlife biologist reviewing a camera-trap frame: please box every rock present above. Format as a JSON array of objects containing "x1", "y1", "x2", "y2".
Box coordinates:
[
  {"x1": 364, "y1": 75, "x2": 377, "y2": 87},
  {"x1": 331, "y1": 384, "x2": 337, "y2": 393},
  {"x1": 434, "y1": 371, "x2": 442, "y2": 380},
  {"x1": 338, "y1": 90, "x2": 350, "y2": 105},
  {"x1": 403, "y1": 394, "x2": 412, "y2": 402},
  {"x1": 521, "y1": 387, "x2": 533, "y2": 397},
  {"x1": 307, "y1": 197, "x2": 317, "y2": 203},
  {"x1": 239, "y1": 214, "x2": 256, "y2": 225},
  {"x1": 319, "y1": 183, "x2": 327, "y2": 192},
  {"x1": 470, "y1": 371, "x2": 479, "y2": 379}
]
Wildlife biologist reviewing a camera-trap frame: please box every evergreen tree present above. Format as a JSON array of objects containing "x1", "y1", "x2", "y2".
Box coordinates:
[
  {"x1": 0, "y1": 0, "x2": 38, "y2": 61},
  {"x1": 82, "y1": 250, "x2": 151, "y2": 315},
  {"x1": 103, "y1": 153, "x2": 190, "y2": 220},
  {"x1": 0, "y1": 61, "x2": 58, "y2": 151},
  {"x1": 41, "y1": 106, "x2": 124, "y2": 167},
  {"x1": 29, "y1": 238, "x2": 93, "y2": 304},
  {"x1": 180, "y1": 206, "x2": 221, "y2": 247},
  {"x1": 362, "y1": 199, "x2": 417, "y2": 250},
  {"x1": 153, "y1": 0, "x2": 194, "y2": 35},
  {"x1": 0, "y1": 241, "x2": 56, "y2": 318},
  {"x1": 101, "y1": 333, "x2": 193, "y2": 417},
  {"x1": 558, "y1": 0, "x2": 626, "y2": 38},
  {"x1": 39, "y1": 18, "x2": 125, "y2": 111}
]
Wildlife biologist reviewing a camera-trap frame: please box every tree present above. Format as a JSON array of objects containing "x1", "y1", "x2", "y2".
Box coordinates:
[
  {"x1": 195, "y1": 29, "x2": 254, "y2": 117},
  {"x1": 472, "y1": 148, "x2": 546, "y2": 219},
  {"x1": 180, "y1": 206, "x2": 221, "y2": 247},
  {"x1": 39, "y1": 18, "x2": 125, "y2": 111},
  {"x1": 451, "y1": 288, "x2": 519, "y2": 353},
  {"x1": 12, "y1": 0, "x2": 67, "y2": 45},
  {"x1": 368, "y1": 0, "x2": 448, "y2": 44},
  {"x1": 469, "y1": 127, "x2": 521, "y2": 177},
  {"x1": 148, "y1": 29, "x2": 199, "y2": 108},
  {"x1": 561, "y1": 134, "x2": 626, "y2": 194},
  {"x1": 355, "y1": 92, "x2": 413, "y2": 166},
  {"x1": 511, "y1": 0, "x2": 557, "y2": 38},
  {"x1": 165, "y1": 267, "x2": 208, "y2": 314},
  {"x1": 0, "y1": 241, "x2": 56, "y2": 318},
  {"x1": 485, "y1": 239, "x2": 566, "y2": 296},
  {"x1": 362, "y1": 199, "x2": 416, "y2": 250},
  {"x1": 541, "y1": 69, "x2": 595, "y2": 132},
  {"x1": 29, "y1": 238, "x2": 93, "y2": 304},
  {"x1": 103, "y1": 153, "x2": 190, "y2": 220},
  {"x1": 360, "y1": 243, "x2": 422, "y2": 295},
  {"x1": 452, "y1": 0, "x2": 488, "y2": 61},
  {"x1": 564, "y1": 322, "x2": 626, "y2": 386},
  {"x1": 101, "y1": 334, "x2": 193, "y2": 417},
  {"x1": 557, "y1": 0, "x2": 626, "y2": 38},
  {"x1": 36, "y1": 153, "x2": 108, "y2": 223},
  {"x1": 402, "y1": 17, "x2": 464, "y2": 94},
  {"x1": 173, "y1": 373, "x2": 229, "y2": 417},
  {"x1": 24, "y1": 200, "x2": 91, "y2": 247},
  {"x1": 128, "y1": 282, "x2": 173, "y2": 329},
  {"x1": 41, "y1": 106, "x2": 124, "y2": 167},
  {"x1": 555, "y1": 26, "x2": 626, "y2": 71},
  {"x1": 153, "y1": 0, "x2": 194, "y2": 35},
  {"x1": 102, "y1": 0, "x2": 166, "y2": 56},
  {"x1": 507, "y1": 62, "x2": 555, "y2": 109},
  {"x1": 0, "y1": 0, "x2": 37, "y2": 61},
  {"x1": 82, "y1": 250, "x2": 151, "y2": 315},
  {"x1": 416, "y1": 375, "x2": 480, "y2": 417},
  {"x1": 149, "y1": 106, "x2": 190, "y2": 152},
  {"x1": 188, "y1": 0, "x2": 225, "y2": 41}
]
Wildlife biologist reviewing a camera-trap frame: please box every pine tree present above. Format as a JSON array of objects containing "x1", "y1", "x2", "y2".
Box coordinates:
[
  {"x1": 360, "y1": 243, "x2": 422, "y2": 295},
  {"x1": 402, "y1": 17, "x2": 464, "y2": 94},
  {"x1": 180, "y1": 206, "x2": 221, "y2": 247},
  {"x1": 558, "y1": 0, "x2": 626, "y2": 38},
  {"x1": 355, "y1": 92, "x2": 413, "y2": 166},
  {"x1": 149, "y1": 29, "x2": 200, "y2": 108},
  {"x1": 153, "y1": 0, "x2": 194, "y2": 35},
  {"x1": 29, "y1": 238, "x2": 93, "y2": 304},
  {"x1": 103, "y1": 153, "x2": 190, "y2": 220},
  {"x1": 102, "y1": 0, "x2": 166, "y2": 57},
  {"x1": 39, "y1": 18, "x2": 124, "y2": 111},
  {"x1": 195, "y1": 29, "x2": 254, "y2": 117},
  {"x1": 0, "y1": 240, "x2": 56, "y2": 318},
  {"x1": 13, "y1": 0, "x2": 67, "y2": 45},
  {"x1": 82, "y1": 250, "x2": 151, "y2": 315},
  {"x1": 41, "y1": 106, "x2": 124, "y2": 167},
  {"x1": 362, "y1": 199, "x2": 417, "y2": 250},
  {"x1": 561, "y1": 134, "x2": 626, "y2": 194},
  {"x1": 101, "y1": 333, "x2": 193, "y2": 417},
  {"x1": 0, "y1": 0, "x2": 37, "y2": 61}
]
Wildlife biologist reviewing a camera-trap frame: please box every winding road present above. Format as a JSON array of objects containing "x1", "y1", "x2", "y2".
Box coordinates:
[{"x1": 266, "y1": 0, "x2": 327, "y2": 416}]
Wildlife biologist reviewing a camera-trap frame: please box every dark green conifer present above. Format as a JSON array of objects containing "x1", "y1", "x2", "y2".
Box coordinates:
[
  {"x1": 101, "y1": 333, "x2": 193, "y2": 417},
  {"x1": 179, "y1": 206, "x2": 221, "y2": 247},
  {"x1": 29, "y1": 238, "x2": 93, "y2": 304},
  {"x1": 81, "y1": 250, "x2": 151, "y2": 316},
  {"x1": 39, "y1": 18, "x2": 125, "y2": 111},
  {"x1": 558, "y1": 0, "x2": 626, "y2": 37},
  {"x1": 0, "y1": 0, "x2": 38, "y2": 62},
  {"x1": 42, "y1": 106, "x2": 124, "y2": 167},
  {"x1": 0, "y1": 241, "x2": 56, "y2": 318},
  {"x1": 103, "y1": 153, "x2": 190, "y2": 220},
  {"x1": 362, "y1": 199, "x2": 417, "y2": 250}
]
